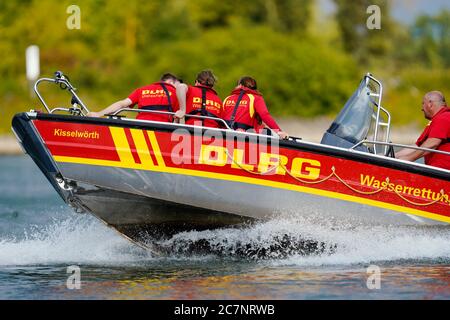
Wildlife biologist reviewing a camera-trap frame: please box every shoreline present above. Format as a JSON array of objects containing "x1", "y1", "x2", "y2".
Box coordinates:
[
  {"x1": 0, "y1": 117, "x2": 419, "y2": 155},
  {"x1": 0, "y1": 135, "x2": 23, "y2": 155}
]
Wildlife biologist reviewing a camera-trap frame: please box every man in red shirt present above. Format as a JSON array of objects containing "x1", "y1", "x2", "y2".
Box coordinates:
[
  {"x1": 87, "y1": 73, "x2": 181, "y2": 122},
  {"x1": 174, "y1": 70, "x2": 223, "y2": 128},
  {"x1": 396, "y1": 91, "x2": 450, "y2": 170},
  {"x1": 221, "y1": 76, "x2": 289, "y2": 139}
]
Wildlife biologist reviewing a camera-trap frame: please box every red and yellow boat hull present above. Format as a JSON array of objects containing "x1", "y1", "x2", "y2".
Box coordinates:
[{"x1": 11, "y1": 113, "x2": 450, "y2": 243}]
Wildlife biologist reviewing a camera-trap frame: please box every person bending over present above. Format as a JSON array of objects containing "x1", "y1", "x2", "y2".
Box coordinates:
[{"x1": 87, "y1": 73, "x2": 181, "y2": 122}]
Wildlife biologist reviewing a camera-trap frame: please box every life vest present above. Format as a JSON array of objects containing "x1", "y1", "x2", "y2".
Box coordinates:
[
  {"x1": 223, "y1": 90, "x2": 251, "y2": 130},
  {"x1": 140, "y1": 83, "x2": 174, "y2": 114},
  {"x1": 222, "y1": 88, "x2": 259, "y2": 131},
  {"x1": 129, "y1": 82, "x2": 178, "y2": 122},
  {"x1": 185, "y1": 85, "x2": 222, "y2": 128}
]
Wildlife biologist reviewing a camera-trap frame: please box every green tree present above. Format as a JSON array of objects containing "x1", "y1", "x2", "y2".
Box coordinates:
[
  {"x1": 411, "y1": 11, "x2": 450, "y2": 68},
  {"x1": 333, "y1": 0, "x2": 394, "y2": 63},
  {"x1": 185, "y1": 0, "x2": 312, "y2": 34},
  {"x1": 2, "y1": 0, "x2": 448, "y2": 135}
]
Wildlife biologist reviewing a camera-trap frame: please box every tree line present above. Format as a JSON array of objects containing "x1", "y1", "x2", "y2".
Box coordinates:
[{"x1": 0, "y1": 0, "x2": 449, "y2": 133}]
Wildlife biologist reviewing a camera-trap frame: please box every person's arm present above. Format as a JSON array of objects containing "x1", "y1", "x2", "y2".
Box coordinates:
[
  {"x1": 174, "y1": 83, "x2": 188, "y2": 123},
  {"x1": 87, "y1": 98, "x2": 132, "y2": 117},
  {"x1": 395, "y1": 147, "x2": 416, "y2": 159},
  {"x1": 254, "y1": 97, "x2": 289, "y2": 139},
  {"x1": 396, "y1": 137, "x2": 442, "y2": 162},
  {"x1": 254, "y1": 99, "x2": 280, "y2": 130}
]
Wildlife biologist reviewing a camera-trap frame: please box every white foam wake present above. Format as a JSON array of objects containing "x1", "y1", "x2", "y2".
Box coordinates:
[
  {"x1": 0, "y1": 214, "x2": 448, "y2": 266},
  {"x1": 270, "y1": 220, "x2": 450, "y2": 266},
  {"x1": 156, "y1": 217, "x2": 450, "y2": 265},
  {"x1": 0, "y1": 214, "x2": 151, "y2": 266}
]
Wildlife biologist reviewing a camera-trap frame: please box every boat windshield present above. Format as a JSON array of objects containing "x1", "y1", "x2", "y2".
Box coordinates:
[{"x1": 321, "y1": 78, "x2": 380, "y2": 152}]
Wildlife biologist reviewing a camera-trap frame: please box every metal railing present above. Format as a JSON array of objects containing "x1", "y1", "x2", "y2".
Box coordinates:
[
  {"x1": 108, "y1": 108, "x2": 289, "y2": 139},
  {"x1": 31, "y1": 72, "x2": 284, "y2": 137},
  {"x1": 34, "y1": 71, "x2": 90, "y2": 115},
  {"x1": 351, "y1": 140, "x2": 450, "y2": 157},
  {"x1": 109, "y1": 108, "x2": 233, "y2": 130},
  {"x1": 364, "y1": 73, "x2": 391, "y2": 155}
]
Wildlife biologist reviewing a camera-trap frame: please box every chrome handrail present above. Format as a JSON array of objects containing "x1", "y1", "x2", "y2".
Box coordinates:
[
  {"x1": 34, "y1": 72, "x2": 90, "y2": 115},
  {"x1": 351, "y1": 140, "x2": 450, "y2": 156},
  {"x1": 49, "y1": 107, "x2": 71, "y2": 114},
  {"x1": 110, "y1": 108, "x2": 232, "y2": 130},
  {"x1": 364, "y1": 73, "x2": 391, "y2": 154},
  {"x1": 108, "y1": 108, "x2": 288, "y2": 138},
  {"x1": 34, "y1": 78, "x2": 56, "y2": 113}
]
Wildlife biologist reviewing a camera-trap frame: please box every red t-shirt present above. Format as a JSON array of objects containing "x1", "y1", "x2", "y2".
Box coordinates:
[
  {"x1": 185, "y1": 85, "x2": 222, "y2": 128},
  {"x1": 222, "y1": 86, "x2": 281, "y2": 131},
  {"x1": 128, "y1": 82, "x2": 179, "y2": 122},
  {"x1": 416, "y1": 107, "x2": 450, "y2": 170}
]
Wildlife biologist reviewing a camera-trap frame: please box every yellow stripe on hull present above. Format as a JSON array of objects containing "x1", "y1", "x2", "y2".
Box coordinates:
[
  {"x1": 53, "y1": 155, "x2": 450, "y2": 224},
  {"x1": 130, "y1": 128, "x2": 155, "y2": 167},
  {"x1": 109, "y1": 127, "x2": 135, "y2": 166}
]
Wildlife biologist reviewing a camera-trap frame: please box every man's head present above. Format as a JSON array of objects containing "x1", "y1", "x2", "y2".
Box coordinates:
[
  {"x1": 195, "y1": 70, "x2": 216, "y2": 88},
  {"x1": 160, "y1": 73, "x2": 181, "y2": 86},
  {"x1": 238, "y1": 76, "x2": 257, "y2": 90},
  {"x1": 422, "y1": 91, "x2": 446, "y2": 120}
]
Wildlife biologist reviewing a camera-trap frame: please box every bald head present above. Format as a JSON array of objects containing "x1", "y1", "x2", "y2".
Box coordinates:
[
  {"x1": 424, "y1": 91, "x2": 446, "y2": 107},
  {"x1": 422, "y1": 91, "x2": 447, "y2": 119}
]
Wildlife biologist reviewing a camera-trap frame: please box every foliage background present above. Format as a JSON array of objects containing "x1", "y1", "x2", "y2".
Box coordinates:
[{"x1": 1, "y1": 0, "x2": 449, "y2": 134}]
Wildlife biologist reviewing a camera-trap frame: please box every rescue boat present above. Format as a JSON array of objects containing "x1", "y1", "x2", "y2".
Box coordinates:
[{"x1": 11, "y1": 72, "x2": 450, "y2": 249}]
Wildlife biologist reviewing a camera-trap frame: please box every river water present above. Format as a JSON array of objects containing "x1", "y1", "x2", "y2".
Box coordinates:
[{"x1": 0, "y1": 156, "x2": 448, "y2": 300}]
